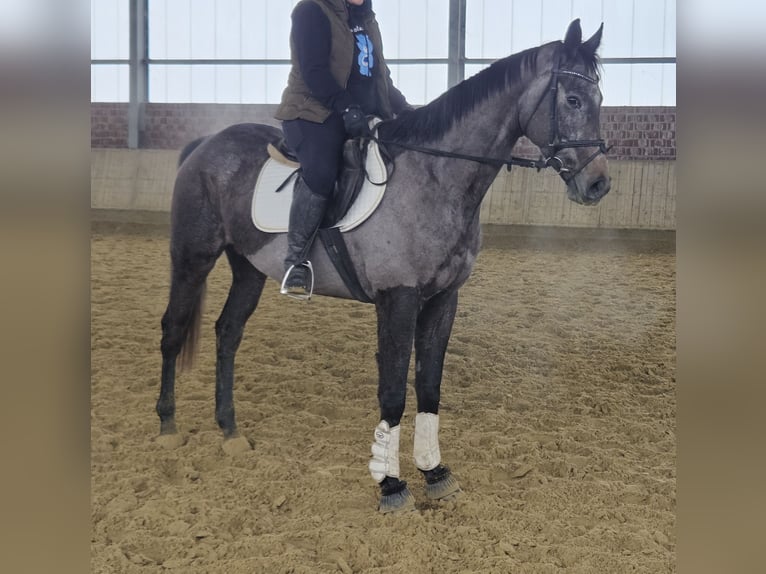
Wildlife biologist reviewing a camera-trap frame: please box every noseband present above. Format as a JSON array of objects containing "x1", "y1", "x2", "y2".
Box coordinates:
[{"x1": 527, "y1": 66, "x2": 612, "y2": 181}]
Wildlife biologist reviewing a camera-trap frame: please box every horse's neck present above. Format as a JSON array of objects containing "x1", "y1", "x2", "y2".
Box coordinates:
[{"x1": 431, "y1": 90, "x2": 524, "y2": 206}]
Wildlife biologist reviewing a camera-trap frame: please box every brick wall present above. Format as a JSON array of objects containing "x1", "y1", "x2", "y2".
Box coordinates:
[
  {"x1": 142, "y1": 104, "x2": 281, "y2": 149},
  {"x1": 91, "y1": 103, "x2": 129, "y2": 148},
  {"x1": 601, "y1": 107, "x2": 676, "y2": 159},
  {"x1": 91, "y1": 103, "x2": 675, "y2": 161}
]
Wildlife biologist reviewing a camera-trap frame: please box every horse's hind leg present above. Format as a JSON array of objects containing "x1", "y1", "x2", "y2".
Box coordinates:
[
  {"x1": 157, "y1": 254, "x2": 219, "y2": 445},
  {"x1": 215, "y1": 247, "x2": 266, "y2": 453},
  {"x1": 414, "y1": 289, "x2": 461, "y2": 500}
]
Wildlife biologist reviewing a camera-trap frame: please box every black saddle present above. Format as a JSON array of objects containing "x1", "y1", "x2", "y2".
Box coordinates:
[{"x1": 273, "y1": 135, "x2": 381, "y2": 228}]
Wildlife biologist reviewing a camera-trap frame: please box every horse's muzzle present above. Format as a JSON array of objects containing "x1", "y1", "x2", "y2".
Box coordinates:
[
  {"x1": 585, "y1": 176, "x2": 611, "y2": 203},
  {"x1": 567, "y1": 175, "x2": 611, "y2": 205}
]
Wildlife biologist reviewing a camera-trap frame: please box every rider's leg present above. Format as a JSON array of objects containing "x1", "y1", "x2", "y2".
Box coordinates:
[
  {"x1": 281, "y1": 178, "x2": 327, "y2": 297},
  {"x1": 280, "y1": 115, "x2": 346, "y2": 298}
]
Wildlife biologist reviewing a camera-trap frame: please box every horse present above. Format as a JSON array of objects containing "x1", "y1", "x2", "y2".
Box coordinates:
[{"x1": 156, "y1": 19, "x2": 611, "y2": 513}]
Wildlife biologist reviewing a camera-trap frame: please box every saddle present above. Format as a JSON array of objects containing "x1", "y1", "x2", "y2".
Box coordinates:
[{"x1": 266, "y1": 129, "x2": 385, "y2": 228}]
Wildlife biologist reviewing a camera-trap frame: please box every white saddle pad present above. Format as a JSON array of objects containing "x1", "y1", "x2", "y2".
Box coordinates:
[{"x1": 252, "y1": 140, "x2": 388, "y2": 233}]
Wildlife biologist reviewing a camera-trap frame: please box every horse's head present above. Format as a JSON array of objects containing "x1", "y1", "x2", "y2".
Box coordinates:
[{"x1": 519, "y1": 20, "x2": 611, "y2": 206}]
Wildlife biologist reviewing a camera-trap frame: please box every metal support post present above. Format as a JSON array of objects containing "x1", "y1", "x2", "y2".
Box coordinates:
[
  {"x1": 448, "y1": 0, "x2": 466, "y2": 88},
  {"x1": 128, "y1": 0, "x2": 148, "y2": 149}
]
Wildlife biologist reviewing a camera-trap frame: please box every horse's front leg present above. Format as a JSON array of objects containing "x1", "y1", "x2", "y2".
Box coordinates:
[
  {"x1": 370, "y1": 286, "x2": 420, "y2": 513},
  {"x1": 414, "y1": 289, "x2": 461, "y2": 500}
]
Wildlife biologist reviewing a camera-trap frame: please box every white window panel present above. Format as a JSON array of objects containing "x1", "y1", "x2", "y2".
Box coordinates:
[
  {"x1": 633, "y1": 0, "x2": 668, "y2": 57},
  {"x1": 190, "y1": 66, "x2": 216, "y2": 103},
  {"x1": 375, "y1": 0, "x2": 448, "y2": 59},
  {"x1": 663, "y1": 0, "x2": 676, "y2": 57},
  {"x1": 661, "y1": 63, "x2": 676, "y2": 106},
  {"x1": 91, "y1": 0, "x2": 128, "y2": 59},
  {"x1": 215, "y1": 0, "x2": 241, "y2": 59},
  {"x1": 542, "y1": 0, "x2": 576, "y2": 45},
  {"x1": 93, "y1": 0, "x2": 676, "y2": 105},
  {"x1": 601, "y1": 0, "x2": 635, "y2": 57},
  {"x1": 388, "y1": 64, "x2": 448, "y2": 106},
  {"x1": 91, "y1": 65, "x2": 129, "y2": 102},
  {"x1": 189, "y1": 0, "x2": 216, "y2": 59},
  {"x1": 166, "y1": 66, "x2": 193, "y2": 102},
  {"x1": 466, "y1": 0, "x2": 514, "y2": 58},
  {"x1": 512, "y1": 0, "x2": 543, "y2": 53},
  {"x1": 600, "y1": 63, "x2": 631, "y2": 106},
  {"x1": 241, "y1": 66, "x2": 292, "y2": 103}
]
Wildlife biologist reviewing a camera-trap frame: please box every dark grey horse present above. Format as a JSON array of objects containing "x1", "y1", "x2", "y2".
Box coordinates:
[{"x1": 157, "y1": 20, "x2": 611, "y2": 513}]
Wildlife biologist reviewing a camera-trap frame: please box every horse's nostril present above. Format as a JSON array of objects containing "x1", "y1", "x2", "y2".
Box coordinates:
[{"x1": 588, "y1": 177, "x2": 610, "y2": 200}]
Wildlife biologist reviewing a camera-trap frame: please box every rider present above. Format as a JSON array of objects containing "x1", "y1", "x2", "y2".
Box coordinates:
[{"x1": 274, "y1": 0, "x2": 411, "y2": 299}]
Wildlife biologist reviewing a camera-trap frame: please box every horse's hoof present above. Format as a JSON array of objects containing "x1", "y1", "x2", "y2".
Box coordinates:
[
  {"x1": 426, "y1": 475, "x2": 462, "y2": 501},
  {"x1": 378, "y1": 487, "x2": 416, "y2": 514},
  {"x1": 222, "y1": 435, "x2": 252, "y2": 455},
  {"x1": 423, "y1": 466, "x2": 462, "y2": 501},
  {"x1": 156, "y1": 433, "x2": 186, "y2": 450}
]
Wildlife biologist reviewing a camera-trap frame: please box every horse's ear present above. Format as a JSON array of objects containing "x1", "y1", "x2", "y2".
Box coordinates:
[
  {"x1": 582, "y1": 23, "x2": 604, "y2": 55},
  {"x1": 563, "y1": 19, "x2": 582, "y2": 54}
]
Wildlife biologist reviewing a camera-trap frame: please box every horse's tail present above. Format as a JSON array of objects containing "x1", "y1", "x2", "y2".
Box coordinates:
[
  {"x1": 178, "y1": 282, "x2": 206, "y2": 372},
  {"x1": 178, "y1": 136, "x2": 209, "y2": 167}
]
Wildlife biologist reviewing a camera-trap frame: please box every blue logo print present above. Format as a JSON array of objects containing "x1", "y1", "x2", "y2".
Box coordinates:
[{"x1": 355, "y1": 33, "x2": 374, "y2": 77}]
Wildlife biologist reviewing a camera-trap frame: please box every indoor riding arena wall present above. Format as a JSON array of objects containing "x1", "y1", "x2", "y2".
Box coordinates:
[
  {"x1": 90, "y1": 104, "x2": 675, "y2": 230},
  {"x1": 91, "y1": 104, "x2": 676, "y2": 573}
]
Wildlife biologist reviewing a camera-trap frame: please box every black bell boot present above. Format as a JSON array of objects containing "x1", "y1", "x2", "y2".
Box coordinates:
[{"x1": 280, "y1": 180, "x2": 328, "y2": 300}]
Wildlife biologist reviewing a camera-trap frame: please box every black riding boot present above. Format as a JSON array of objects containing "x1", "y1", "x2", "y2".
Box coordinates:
[{"x1": 280, "y1": 180, "x2": 328, "y2": 300}]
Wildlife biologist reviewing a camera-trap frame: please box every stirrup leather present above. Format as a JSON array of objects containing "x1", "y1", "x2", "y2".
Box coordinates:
[{"x1": 280, "y1": 261, "x2": 315, "y2": 301}]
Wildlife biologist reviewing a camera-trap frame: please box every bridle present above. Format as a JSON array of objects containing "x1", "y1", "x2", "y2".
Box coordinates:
[
  {"x1": 373, "y1": 60, "x2": 611, "y2": 179},
  {"x1": 524, "y1": 65, "x2": 612, "y2": 181}
]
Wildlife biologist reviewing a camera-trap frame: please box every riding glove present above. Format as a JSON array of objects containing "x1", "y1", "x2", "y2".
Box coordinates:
[{"x1": 342, "y1": 106, "x2": 371, "y2": 139}]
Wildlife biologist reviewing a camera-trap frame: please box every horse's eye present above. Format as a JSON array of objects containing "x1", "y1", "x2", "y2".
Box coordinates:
[{"x1": 567, "y1": 96, "x2": 581, "y2": 109}]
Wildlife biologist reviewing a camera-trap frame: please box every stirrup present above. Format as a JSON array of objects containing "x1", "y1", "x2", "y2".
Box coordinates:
[{"x1": 280, "y1": 261, "x2": 314, "y2": 301}]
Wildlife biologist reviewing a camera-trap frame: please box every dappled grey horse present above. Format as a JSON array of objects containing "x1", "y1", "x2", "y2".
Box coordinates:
[{"x1": 157, "y1": 20, "x2": 611, "y2": 513}]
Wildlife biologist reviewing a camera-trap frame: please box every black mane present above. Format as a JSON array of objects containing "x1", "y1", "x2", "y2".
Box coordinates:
[{"x1": 378, "y1": 41, "x2": 600, "y2": 145}]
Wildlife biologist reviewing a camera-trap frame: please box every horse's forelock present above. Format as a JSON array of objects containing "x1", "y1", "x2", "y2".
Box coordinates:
[
  {"x1": 555, "y1": 40, "x2": 602, "y2": 79},
  {"x1": 577, "y1": 45, "x2": 602, "y2": 79}
]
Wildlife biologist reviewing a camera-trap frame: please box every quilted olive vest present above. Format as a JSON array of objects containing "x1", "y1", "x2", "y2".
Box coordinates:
[{"x1": 274, "y1": 0, "x2": 395, "y2": 123}]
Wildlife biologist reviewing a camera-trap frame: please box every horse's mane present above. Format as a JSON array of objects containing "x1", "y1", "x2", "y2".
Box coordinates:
[{"x1": 379, "y1": 41, "x2": 601, "y2": 145}]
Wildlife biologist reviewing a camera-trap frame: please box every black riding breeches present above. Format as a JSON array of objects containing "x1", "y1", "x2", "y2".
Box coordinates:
[{"x1": 282, "y1": 115, "x2": 347, "y2": 199}]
